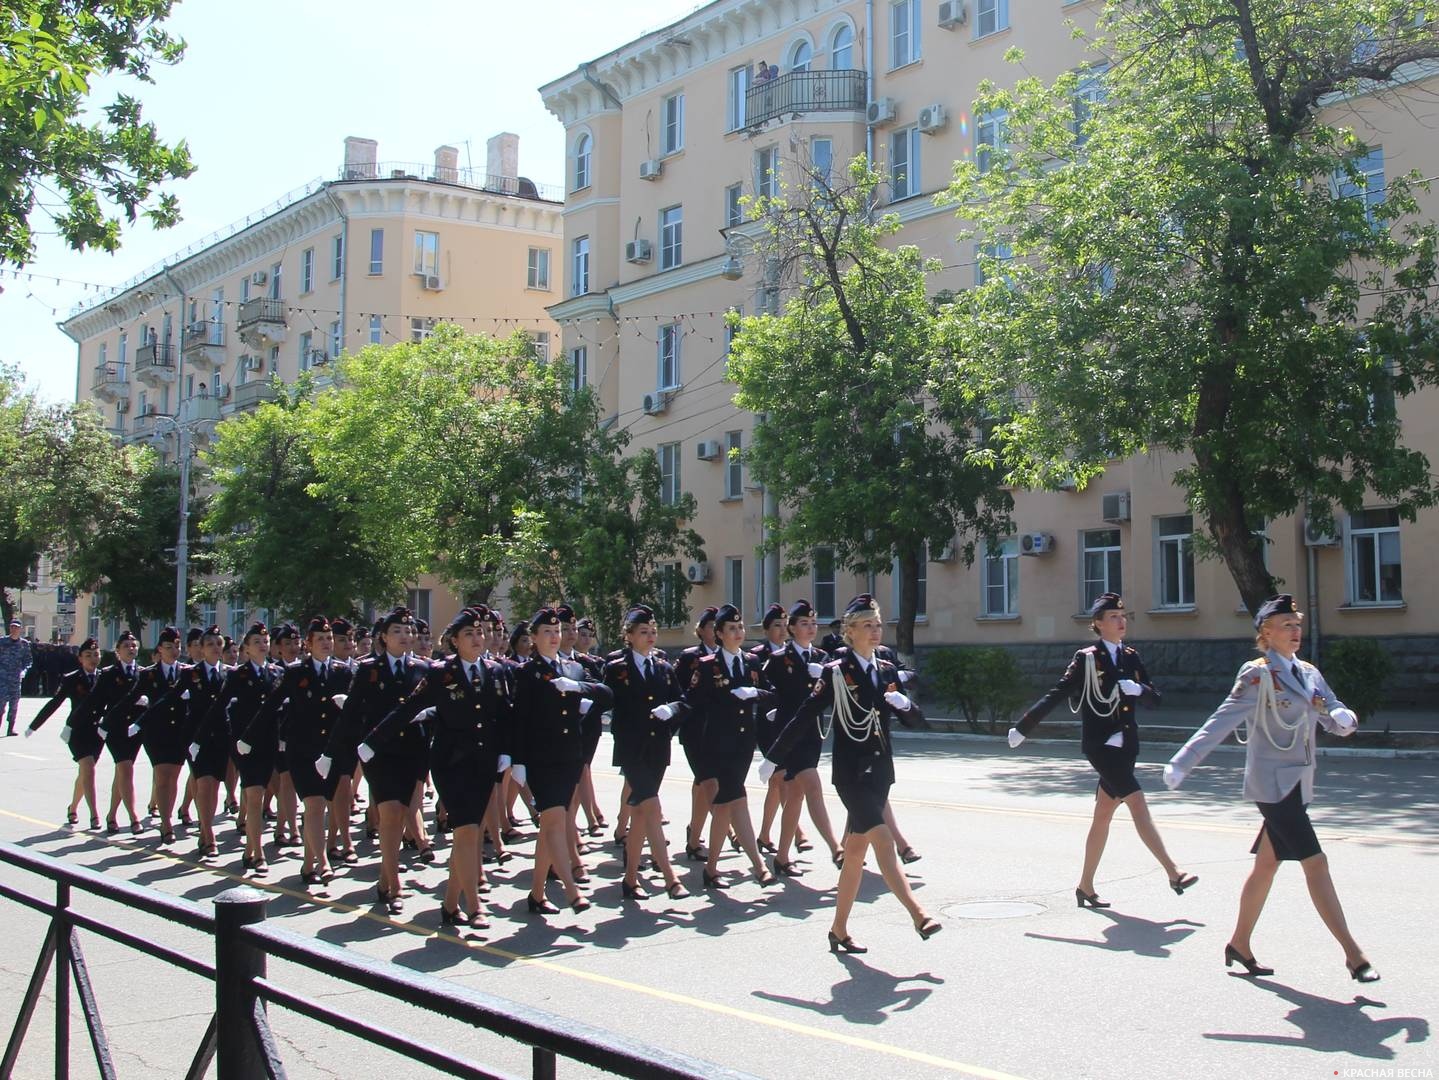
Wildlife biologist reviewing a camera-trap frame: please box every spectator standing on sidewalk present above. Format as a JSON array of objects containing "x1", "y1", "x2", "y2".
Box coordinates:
[{"x1": 1, "y1": 618, "x2": 34, "y2": 735}]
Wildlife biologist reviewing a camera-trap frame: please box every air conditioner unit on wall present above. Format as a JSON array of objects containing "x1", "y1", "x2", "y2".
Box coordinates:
[
  {"x1": 115, "y1": 398, "x2": 129, "y2": 413},
  {"x1": 1020, "y1": 532, "x2": 1056, "y2": 556},
  {"x1": 932, "y1": 539, "x2": 957, "y2": 562},
  {"x1": 938, "y1": 1, "x2": 968, "y2": 28},
  {"x1": 918, "y1": 104, "x2": 949, "y2": 133},
  {"x1": 639, "y1": 159, "x2": 663, "y2": 180},
  {"x1": 625, "y1": 239, "x2": 653, "y2": 263},
  {"x1": 422, "y1": 274, "x2": 443, "y2": 291},
  {"x1": 1101, "y1": 491, "x2": 1132, "y2": 523},
  {"x1": 686, "y1": 561, "x2": 711, "y2": 583},
  {"x1": 250, "y1": 271, "x2": 268, "y2": 286},
  {"x1": 1304, "y1": 518, "x2": 1340, "y2": 547},
  {"x1": 643, "y1": 391, "x2": 670, "y2": 415},
  {"x1": 696, "y1": 439, "x2": 721, "y2": 461},
  {"x1": 243, "y1": 355, "x2": 264, "y2": 372},
  {"x1": 866, "y1": 98, "x2": 898, "y2": 126}
]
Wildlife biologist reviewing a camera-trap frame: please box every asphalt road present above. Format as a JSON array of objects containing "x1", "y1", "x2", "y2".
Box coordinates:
[{"x1": 1, "y1": 698, "x2": 1435, "y2": 1080}]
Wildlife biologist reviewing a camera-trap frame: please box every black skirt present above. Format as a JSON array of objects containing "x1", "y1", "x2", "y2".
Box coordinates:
[
  {"x1": 431, "y1": 759, "x2": 497, "y2": 828},
  {"x1": 189, "y1": 740, "x2": 229, "y2": 781},
  {"x1": 1253, "y1": 782, "x2": 1322, "y2": 862},
  {"x1": 623, "y1": 762, "x2": 666, "y2": 805},
  {"x1": 528, "y1": 761, "x2": 583, "y2": 813},
  {"x1": 67, "y1": 726, "x2": 104, "y2": 764},
  {"x1": 363, "y1": 751, "x2": 425, "y2": 806},
  {"x1": 781, "y1": 729, "x2": 823, "y2": 780},
  {"x1": 711, "y1": 751, "x2": 752, "y2": 804},
  {"x1": 289, "y1": 749, "x2": 339, "y2": 802},
  {"x1": 1084, "y1": 745, "x2": 1142, "y2": 799},
  {"x1": 103, "y1": 723, "x2": 142, "y2": 764},
  {"x1": 143, "y1": 734, "x2": 188, "y2": 768},
  {"x1": 238, "y1": 749, "x2": 275, "y2": 789},
  {"x1": 681, "y1": 736, "x2": 708, "y2": 783},
  {"x1": 835, "y1": 770, "x2": 891, "y2": 834}
]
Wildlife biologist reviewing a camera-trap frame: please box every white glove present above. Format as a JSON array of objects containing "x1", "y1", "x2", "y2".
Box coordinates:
[
  {"x1": 579, "y1": 699, "x2": 594, "y2": 715},
  {"x1": 807, "y1": 662, "x2": 823, "y2": 678},
  {"x1": 331, "y1": 693, "x2": 347, "y2": 709},
  {"x1": 552, "y1": 676, "x2": 582, "y2": 694},
  {"x1": 1118, "y1": 679, "x2": 1144, "y2": 697},
  {"x1": 511, "y1": 763, "x2": 527, "y2": 788},
  {"x1": 357, "y1": 743, "x2": 375, "y2": 764},
  {"x1": 651, "y1": 704, "x2": 675, "y2": 721},
  {"x1": 730, "y1": 685, "x2": 760, "y2": 700},
  {"x1": 757, "y1": 758, "x2": 778, "y2": 782},
  {"x1": 188, "y1": 742, "x2": 200, "y2": 761},
  {"x1": 1163, "y1": 763, "x2": 1184, "y2": 790},
  {"x1": 277, "y1": 740, "x2": 286, "y2": 752},
  {"x1": 127, "y1": 723, "x2": 140, "y2": 738},
  {"x1": 23, "y1": 726, "x2": 35, "y2": 738},
  {"x1": 883, "y1": 690, "x2": 912, "y2": 711},
  {"x1": 315, "y1": 754, "x2": 332, "y2": 779},
  {"x1": 413, "y1": 707, "x2": 436, "y2": 723},
  {"x1": 60, "y1": 725, "x2": 72, "y2": 743},
  {"x1": 1331, "y1": 706, "x2": 1358, "y2": 735},
  {"x1": 1007, "y1": 727, "x2": 1025, "y2": 748},
  {"x1": 236, "y1": 739, "x2": 252, "y2": 756},
  {"x1": 135, "y1": 695, "x2": 149, "y2": 708},
  {"x1": 180, "y1": 689, "x2": 190, "y2": 700},
  {"x1": 497, "y1": 754, "x2": 512, "y2": 772},
  {"x1": 898, "y1": 670, "x2": 914, "y2": 684}
]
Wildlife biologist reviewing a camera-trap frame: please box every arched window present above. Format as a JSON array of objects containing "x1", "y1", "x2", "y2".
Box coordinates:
[
  {"x1": 830, "y1": 24, "x2": 855, "y2": 69},
  {"x1": 789, "y1": 40, "x2": 813, "y2": 72},
  {"x1": 573, "y1": 133, "x2": 592, "y2": 191}
]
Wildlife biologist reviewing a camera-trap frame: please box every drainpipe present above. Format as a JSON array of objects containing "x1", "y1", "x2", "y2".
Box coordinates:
[
  {"x1": 1304, "y1": 509, "x2": 1321, "y2": 664},
  {"x1": 323, "y1": 186, "x2": 349, "y2": 360},
  {"x1": 865, "y1": 0, "x2": 875, "y2": 164},
  {"x1": 580, "y1": 62, "x2": 624, "y2": 111}
]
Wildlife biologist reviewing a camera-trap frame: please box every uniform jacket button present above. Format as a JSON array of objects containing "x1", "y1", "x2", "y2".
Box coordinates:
[{"x1": 561, "y1": 727, "x2": 569, "y2": 734}]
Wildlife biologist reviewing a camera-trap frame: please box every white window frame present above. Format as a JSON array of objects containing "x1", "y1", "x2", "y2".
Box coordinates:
[
  {"x1": 889, "y1": 0, "x2": 921, "y2": 70},
  {"x1": 659, "y1": 205, "x2": 683, "y2": 270},
  {"x1": 569, "y1": 346, "x2": 588, "y2": 393},
  {"x1": 662, "y1": 92, "x2": 686, "y2": 155},
  {"x1": 300, "y1": 247, "x2": 314, "y2": 294},
  {"x1": 1081, "y1": 529, "x2": 1122, "y2": 612},
  {"x1": 659, "y1": 442, "x2": 682, "y2": 505},
  {"x1": 368, "y1": 228, "x2": 384, "y2": 275},
  {"x1": 331, "y1": 234, "x2": 344, "y2": 280},
  {"x1": 368, "y1": 315, "x2": 383, "y2": 345},
  {"x1": 1346, "y1": 508, "x2": 1403, "y2": 605},
  {"x1": 1155, "y1": 515, "x2": 1196, "y2": 609},
  {"x1": 724, "y1": 430, "x2": 743, "y2": 499},
  {"x1": 975, "y1": 0, "x2": 1010, "y2": 40},
  {"x1": 830, "y1": 23, "x2": 855, "y2": 69},
  {"x1": 299, "y1": 330, "x2": 313, "y2": 371},
  {"x1": 413, "y1": 231, "x2": 439, "y2": 277},
  {"x1": 409, "y1": 317, "x2": 433, "y2": 344},
  {"x1": 406, "y1": 588, "x2": 432, "y2": 623},
  {"x1": 725, "y1": 183, "x2": 744, "y2": 228},
  {"x1": 890, "y1": 125, "x2": 921, "y2": 200},
  {"x1": 788, "y1": 39, "x2": 813, "y2": 72},
  {"x1": 756, "y1": 146, "x2": 779, "y2": 200},
  {"x1": 329, "y1": 320, "x2": 341, "y2": 360},
  {"x1": 269, "y1": 262, "x2": 282, "y2": 300},
  {"x1": 573, "y1": 133, "x2": 592, "y2": 191},
  {"x1": 727, "y1": 66, "x2": 750, "y2": 132},
  {"x1": 811, "y1": 137, "x2": 833, "y2": 189},
  {"x1": 657, "y1": 323, "x2": 681, "y2": 390},
  {"x1": 572, "y1": 236, "x2": 590, "y2": 296},
  {"x1": 983, "y1": 538, "x2": 1019, "y2": 617},
  {"x1": 527, "y1": 247, "x2": 551, "y2": 290},
  {"x1": 977, "y1": 110, "x2": 1008, "y2": 174},
  {"x1": 812, "y1": 547, "x2": 837, "y2": 620}
]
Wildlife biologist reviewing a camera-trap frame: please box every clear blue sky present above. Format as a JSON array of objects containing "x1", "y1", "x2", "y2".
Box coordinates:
[{"x1": 1, "y1": 0, "x2": 701, "y2": 403}]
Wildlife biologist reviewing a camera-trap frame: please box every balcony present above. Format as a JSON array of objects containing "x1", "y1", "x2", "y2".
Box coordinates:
[
  {"x1": 130, "y1": 409, "x2": 162, "y2": 441},
  {"x1": 92, "y1": 364, "x2": 129, "y2": 401},
  {"x1": 135, "y1": 342, "x2": 177, "y2": 386},
  {"x1": 179, "y1": 394, "x2": 222, "y2": 426},
  {"x1": 224, "y1": 379, "x2": 280, "y2": 415},
  {"x1": 182, "y1": 319, "x2": 226, "y2": 373},
  {"x1": 743, "y1": 69, "x2": 867, "y2": 129},
  {"x1": 236, "y1": 297, "x2": 287, "y2": 348}
]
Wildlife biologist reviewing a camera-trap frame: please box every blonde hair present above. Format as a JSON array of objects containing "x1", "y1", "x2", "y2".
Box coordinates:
[
  {"x1": 1254, "y1": 610, "x2": 1304, "y2": 652},
  {"x1": 841, "y1": 604, "x2": 883, "y2": 647}
]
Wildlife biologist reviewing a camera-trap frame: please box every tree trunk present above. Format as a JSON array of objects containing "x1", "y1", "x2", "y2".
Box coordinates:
[
  {"x1": 0, "y1": 589, "x2": 12, "y2": 626},
  {"x1": 894, "y1": 543, "x2": 921, "y2": 663},
  {"x1": 126, "y1": 606, "x2": 144, "y2": 638}
]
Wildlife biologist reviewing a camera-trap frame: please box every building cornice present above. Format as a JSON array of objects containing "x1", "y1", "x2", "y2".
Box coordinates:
[
  {"x1": 547, "y1": 291, "x2": 616, "y2": 323},
  {"x1": 608, "y1": 252, "x2": 734, "y2": 306}
]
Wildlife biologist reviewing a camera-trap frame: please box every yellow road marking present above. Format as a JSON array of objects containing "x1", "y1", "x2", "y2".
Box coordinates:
[{"x1": 0, "y1": 806, "x2": 1028, "y2": 1080}]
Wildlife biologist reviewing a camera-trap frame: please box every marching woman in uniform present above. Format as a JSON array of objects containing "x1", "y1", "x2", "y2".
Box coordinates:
[
  {"x1": 320, "y1": 607, "x2": 429, "y2": 915},
  {"x1": 91, "y1": 629, "x2": 147, "y2": 835},
  {"x1": 764, "y1": 594, "x2": 939, "y2": 951},
  {"x1": 604, "y1": 605, "x2": 689, "y2": 901},
  {"x1": 132, "y1": 627, "x2": 189, "y2": 843},
  {"x1": 1165, "y1": 595, "x2": 1379, "y2": 982},
  {"x1": 363, "y1": 607, "x2": 512, "y2": 928},
  {"x1": 511, "y1": 607, "x2": 614, "y2": 916},
  {"x1": 169, "y1": 626, "x2": 229, "y2": 857},
  {"x1": 1008, "y1": 592, "x2": 1196, "y2": 908},
  {"x1": 326, "y1": 618, "x2": 360, "y2": 864},
  {"x1": 25, "y1": 637, "x2": 104, "y2": 828},
  {"x1": 683, "y1": 604, "x2": 777, "y2": 889},
  {"x1": 222, "y1": 623, "x2": 282, "y2": 873},
  {"x1": 674, "y1": 607, "x2": 720, "y2": 861}
]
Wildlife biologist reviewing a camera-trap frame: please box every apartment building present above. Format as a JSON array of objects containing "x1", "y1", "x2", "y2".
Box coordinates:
[
  {"x1": 540, "y1": 0, "x2": 1439, "y2": 696},
  {"x1": 59, "y1": 134, "x2": 563, "y2": 644},
  {"x1": 11, "y1": 556, "x2": 75, "y2": 644}
]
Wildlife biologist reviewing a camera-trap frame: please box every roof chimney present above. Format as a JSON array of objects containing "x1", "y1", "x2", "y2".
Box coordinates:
[
  {"x1": 434, "y1": 144, "x2": 459, "y2": 183},
  {"x1": 486, "y1": 132, "x2": 519, "y2": 189},
  {"x1": 343, "y1": 136, "x2": 378, "y2": 180}
]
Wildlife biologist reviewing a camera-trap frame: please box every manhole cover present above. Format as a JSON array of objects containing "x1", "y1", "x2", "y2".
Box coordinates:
[{"x1": 942, "y1": 901, "x2": 1047, "y2": 920}]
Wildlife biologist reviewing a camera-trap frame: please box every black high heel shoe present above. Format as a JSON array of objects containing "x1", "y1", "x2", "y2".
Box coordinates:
[
  {"x1": 1075, "y1": 888, "x2": 1111, "y2": 909},
  {"x1": 440, "y1": 906, "x2": 470, "y2": 927},
  {"x1": 527, "y1": 894, "x2": 558, "y2": 915},
  {"x1": 828, "y1": 931, "x2": 867, "y2": 954},
  {"x1": 773, "y1": 858, "x2": 803, "y2": 877},
  {"x1": 683, "y1": 844, "x2": 706, "y2": 861},
  {"x1": 915, "y1": 917, "x2": 943, "y2": 940},
  {"x1": 570, "y1": 895, "x2": 592, "y2": 913},
  {"x1": 1348, "y1": 960, "x2": 1381, "y2": 983},
  {"x1": 702, "y1": 869, "x2": 725, "y2": 890},
  {"x1": 105, "y1": 818, "x2": 119, "y2": 835},
  {"x1": 65, "y1": 809, "x2": 78, "y2": 826},
  {"x1": 1224, "y1": 944, "x2": 1274, "y2": 977},
  {"x1": 1169, "y1": 873, "x2": 1199, "y2": 895},
  {"x1": 621, "y1": 883, "x2": 649, "y2": 901}
]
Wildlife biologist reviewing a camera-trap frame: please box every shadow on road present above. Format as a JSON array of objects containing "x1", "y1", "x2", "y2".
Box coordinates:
[
  {"x1": 752, "y1": 953, "x2": 944, "y2": 1024},
  {"x1": 1025, "y1": 910, "x2": 1204, "y2": 958},
  {"x1": 1205, "y1": 979, "x2": 1430, "y2": 1059}
]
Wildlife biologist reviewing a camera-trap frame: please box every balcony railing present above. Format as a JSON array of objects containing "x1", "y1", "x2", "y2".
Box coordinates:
[
  {"x1": 229, "y1": 380, "x2": 280, "y2": 412},
  {"x1": 743, "y1": 68, "x2": 867, "y2": 129},
  {"x1": 135, "y1": 342, "x2": 176, "y2": 382},
  {"x1": 184, "y1": 319, "x2": 226, "y2": 349},
  {"x1": 338, "y1": 161, "x2": 562, "y2": 203},
  {"x1": 91, "y1": 364, "x2": 129, "y2": 398},
  {"x1": 237, "y1": 297, "x2": 285, "y2": 330}
]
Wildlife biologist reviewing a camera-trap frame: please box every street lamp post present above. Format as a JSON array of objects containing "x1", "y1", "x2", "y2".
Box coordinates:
[{"x1": 149, "y1": 413, "x2": 202, "y2": 629}]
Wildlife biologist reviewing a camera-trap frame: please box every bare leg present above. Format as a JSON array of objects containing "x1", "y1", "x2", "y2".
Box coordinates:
[
  {"x1": 279, "y1": 771, "x2": 299, "y2": 842},
  {"x1": 536, "y1": 806, "x2": 582, "y2": 904},
  {"x1": 869, "y1": 824, "x2": 929, "y2": 926},
  {"x1": 725, "y1": 797, "x2": 766, "y2": 876},
  {"x1": 1299, "y1": 852, "x2": 1370, "y2": 968},
  {"x1": 758, "y1": 771, "x2": 784, "y2": 845},
  {"x1": 155, "y1": 764, "x2": 180, "y2": 835},
  {"x1": 882, "y1": 802, "x2": 913, "y2": 854},
  {"x1": 1078, "y1": 787, "x2": 1122, "y2": 894},
  {"x1": 377, "y1": 801, "x2": 407, "y2": 898},
  {"x1": 301, "y1": 795, "x2": 328, "y2": 876},
  {"x1": 1122, "y1": 790, "x2": 1181, "y2": 879},
  {"x1": 830, "y1": 831, "x2": 870, "y2": 940},
  {"x1": 243, "y1": 786, "x2": 265, "y2": 864},
  {"x1": 78, "y1": 758, "x2": 98, "y2": 822},
  {"x1": 704, "y1": 803, "x2": 732, "y2": 877},
  {"x1": 689, "y1": 778, "x2": 717, "y2": 853},
  {"x1": 645, "y1": 801, "x2": 680, "y2": 890},
  {"x1": 196, "y1": 776, "x2": 218, "y2": 849},
  {"x1": 1230, "y1": 829, "x2": 1281, "y2": 958},
  {"x1": 448, "y1": 823, "x2": 480, "y2": 915}
]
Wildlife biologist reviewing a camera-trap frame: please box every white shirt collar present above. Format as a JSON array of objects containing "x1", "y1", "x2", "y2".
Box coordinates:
[
  {"x1": 632, "y1": 649, "x2": 652, "y2": 670},
  {"x1": 720, "y1": 648, "x2": 743, "y2": 667}
]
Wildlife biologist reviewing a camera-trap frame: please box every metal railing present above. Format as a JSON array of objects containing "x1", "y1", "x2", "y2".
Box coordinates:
[
  {"x1": 91, "y1": 364, "x2": 128, "y2": 390},
  {"x1": 136, "y1": 342, "x2": 176, "y2": 372},
  {"x1": 184, "y1": 320, "x2": 226, "y2": 349},
  {"x1": 0, "y1": 842, "x2": 753, "y2": 1080},
  {"x1": 744, "y1": 68, "x2": 867, "y2": 128},
  {"x1": 236, "y1": 297, "x2": 285, "y2": 330},
  {"x1": 340, "y1": 161, "x2": 563, "y2": 203},
  {"x1": 229, "y1": 380, "x2": 280, "y2": 411}
]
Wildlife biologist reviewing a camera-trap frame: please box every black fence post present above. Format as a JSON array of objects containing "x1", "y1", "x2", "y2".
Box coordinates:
[
  {"x1": 55, "y1": 880, "x2": 70, "y2": 1080},
  {"x1": 213, "y1": 886, "x2": 269, "y2": 1080}
]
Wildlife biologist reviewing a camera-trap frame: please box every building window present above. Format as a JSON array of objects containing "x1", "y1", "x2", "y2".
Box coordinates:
[
  {"x1": 788, "y1": 40, "x2": 813, "y2": 72},
  {"x1": 569, "y1": 346, "x2": 588, "y2": 392},
  {"x1": 724, "y1": 430, "x2": 743, "y2": 499},
  {"x1": 240, "y1": 276, "x2": 250, "y2": 303},
  {"x1": 300, "y1": 248, "x2": 314, "y2": 294},
  {"x1": 658, "y1": 442, "x2": 681, "y2": 505},
  {"x1": 527, "y1": 247, "x2": 551, "y2": 290},
  {"x1": 1155, "y1": 514, "x2": 1195, "y2": 608},
  {"x1": 811, "y1": 547, "x2": 837, "y2": 620},
  {"x1": 329, "y1": 320, "x2": 341, "y2": 360},
  {"x1": 892, "y1": 546, "x2": 928, "y2": 617},
  {"x1": 659, "y1": 205, "x2": 683, "y2": 270},
  {"x1": 573, "y1": 133, "x2": 592, "y2": 191},
  {"x1": 1073, "y1": 67, "x2": 1108, "y2": 145},
  {"x1": 118, "y1": 331, "x2": 128, "y2": 369},
  {"x1": 1335, "y1": 147, "x2": 1385, "y2": 228},
  {"x1": 572, "y1": 236, "x2": 590, "y2": 296},
  {"x1": 662, "y1": 92, "x2": 685, "y2": 155},
  {"x1": 413, "y1": 231, "x2": 439, "y2": 277},
  {"x1": 269, "y1": 262, "x2": 282, "y2": 300},
  {"x1": 200, "y1": 600, "x2": 216, "y2": 629},
  {"x1": 975, "y1": 241, "x2": 1013, "y2": 287},
  {"x1": 658, "y1": 323, "x2": 681, "y2": 389},
  {"x1": 1348, "y1": 508, "x2": 1402, "y2": 604},
  {"x1": 975, "y1": 0, "x2": 1010, "y2": 39},
  {"x1": 98, "y1": 342, "x2": 108, "y2": 367},
  {"x1": 532, "y1": 331, "x2": 550, "y2": 364},
  {"x1": 368, "y1": 315, "x2": 383, "y2": 345},
  {"x1": 756, "y1": 146, "x2": 779, "y2": 200},
  {"x1": 977, "y1": 110, "x2": 1008, "y2": 174},
  {"x1": 299, "y1": 330, "x2": 313, "y2": 371},
  {"x1": 890, "y1": 0, "x2": 921, "y2": 69},
  {"x1": 331, "y1": 234, "x2": 344, "y2": 280},
  {"x1": 410, "y1": 317, "x2": 433, "y2": 343},
  {"x1": 830, "y1": 24, "x2": 855, "y2": 69},
  {"x1": 726, "y1": 557, "x2": 744, "y2": 612},
  {"x1": 727, "y1": 66, "x2": 750, "y2": 132},
  {"x1": 406, "y1": 588, "x2": 432, "y2": 623},
  {"x1": 983, "y1": 538, "x2": 1019, "y2": 617},
  {"x1": 368, "y1": 228, "x2": 384, "y2": 275},
  {"x1": 228, "y1": 597, "x2": 247, "y2": 642},
  {"x1": 890, "y1": 125, "x2": 921, "y2": 200},
  {"x1": 810, "y1": 137, "x2": 833, "y2": 189},
  {"x1": 725, "y1": 183, "x2": 744, "y2": 228},
  {"x1": 1081, "y1": 529, "x2": 1122, "y2": 611}
]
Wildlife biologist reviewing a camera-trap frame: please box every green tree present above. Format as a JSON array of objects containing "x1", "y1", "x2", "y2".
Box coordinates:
[
  {"x1": 727, "y1": 161, "x2": 1011, "y2": 656},
  {"x1": 942, "y1": 0, "x2": 1439, "y2": 613},
  {"x1": 203, "y1": 380, "x2": 407, "y2": 621},
  {"x1": 0, "y1": 0, "x2": 193, "y2": 266}
]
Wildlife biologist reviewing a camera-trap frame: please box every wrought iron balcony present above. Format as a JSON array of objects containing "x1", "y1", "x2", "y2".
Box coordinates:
[
  {"x1": 743, "y1": 69, "x2": 867, "y2": 129},
  {"x1": 226, "y1": 379, "x2": 280, "y2": 414},
  {"x1": 183, "y1": 319, "x2": 226, "y2": 373},
  {"x1": 91, "y1": 364, "x2": 129, "y2": 401},
  {"x1": 135, "y1": 342, "x2": 176, "y2": 385},
  {"x1": 236, "y1": 297, "x2": 287, "y2": 348}
]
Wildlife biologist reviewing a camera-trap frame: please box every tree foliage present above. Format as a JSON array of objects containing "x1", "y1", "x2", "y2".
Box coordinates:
[
  {"x1": 941, "y1": 0, "x2": 1439, "y2": 613},
  {"x1": 728, "y1": 161, "x2": 1011, "y2": 655},
  {"x1": 0, "y1": 0, "x2": 193, "y2": 266}
]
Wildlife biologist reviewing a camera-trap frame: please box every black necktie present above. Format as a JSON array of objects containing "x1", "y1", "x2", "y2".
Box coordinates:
[
  {"x1": 1292, "y1": 662, "x2": 1303, "y2": 684},
  {"x1": 469, "y1": 662, "x2": 480, "y2": 685},
  {"x1": 870, "y1": 664, "x2": 880, "y2": 691},
  {"x1": 732, "y1": 656, "x2": 743, "y2": 682},
  {"x1": 644, "y1": 657, "x2": 654, "y2": 680}
]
